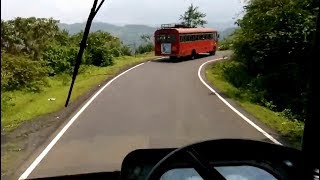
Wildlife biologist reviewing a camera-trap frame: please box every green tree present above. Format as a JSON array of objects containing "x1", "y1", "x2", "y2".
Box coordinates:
[
  {"x1": 136, "y1": 43, "x2": 153, "y2": 54},
  {"x1": 1, "y1": 20, "x2": 22, "y2": 54},
  {"x1": 136, "y1": 34, "x2": 154, "y2": 54},
  {"x1": 1, "y1": 54, "x2": 48, "y2": 91},
  {"x1": 85, "y1": 31, "x2": 116, "y2": 66},
  {"x1": 227, "y1": 0, "x2": 318, "y2": 121},
  {"x1": 42, "y1": 44, "x2": 78, "y2": 75},
  {"x1": 1, "y1": 17, "x2": 60, "y2": 59},
  {"x1": 140, "y1": 34, "x2": 152, "y2": 42},
  {"x1": 1, "y1": 16, "x2": 135, "y2": 93},
  {"x1": 55, "y1": 29, "x2": 70, "y2": 46},
  {"x1": 179, "y1": 4, "x2": 207, "y2": 28}
]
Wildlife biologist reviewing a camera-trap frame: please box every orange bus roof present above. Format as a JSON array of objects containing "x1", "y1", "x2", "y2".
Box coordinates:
[
  {"x1": 175, "y1": 28, "x2": 217, "y2": 34},
  {"x1": 154, "y1": 28, "x2": 217, "y2": 35},
  {"x1": 158, "y1": 28, "x2": 217, "y2": 34}
]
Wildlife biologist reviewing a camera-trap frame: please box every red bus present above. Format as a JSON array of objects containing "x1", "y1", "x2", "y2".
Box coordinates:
[{"x1": 154, "y1": 24, "x2": 219, "y2": 59}]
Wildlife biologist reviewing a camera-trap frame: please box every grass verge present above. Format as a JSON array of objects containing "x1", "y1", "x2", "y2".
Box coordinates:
[
  {"x1": 1, "y1": 142, "x2": 24, "y2": 177},
  {"x1": 1, "y1": 53, "x2": 156, "y2": 133},
  {"x1": 206, "y1": 60, "x2": 304, "y2": 148}
]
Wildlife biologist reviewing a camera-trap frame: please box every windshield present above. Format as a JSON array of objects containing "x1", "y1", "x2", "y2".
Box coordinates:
[
  {"x1": 161, "y1": 166, "x2": 277, "y2": 180},
  {"x1": 156, "y1": 34, "x2": 177, "y2": 43},
  {"x1": 1, "y1": 0, "x2": 318, "y2": 179}
]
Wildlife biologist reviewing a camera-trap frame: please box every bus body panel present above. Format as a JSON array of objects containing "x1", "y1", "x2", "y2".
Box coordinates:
[
  {"x1": 179, "y1": 40, "x2": 217, "y2": 56},
  {"x1": 154, "y1": 27, "x2": 218, "y2": 58}
]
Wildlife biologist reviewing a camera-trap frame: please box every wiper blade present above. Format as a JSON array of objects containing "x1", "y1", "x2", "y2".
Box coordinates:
[{"x1": 65, "y1": 0, "x2": 105, "y2": 107}]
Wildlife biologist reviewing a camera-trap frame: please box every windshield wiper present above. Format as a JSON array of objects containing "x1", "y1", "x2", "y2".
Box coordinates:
[{"x1": 65, "y1": 0, "x2": 105, "y2": 107}]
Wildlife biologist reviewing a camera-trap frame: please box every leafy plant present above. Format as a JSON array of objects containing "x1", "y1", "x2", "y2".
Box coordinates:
[
  {"x1": 42, "y1": 44, "x2": 78, "y2": 75},
  {"x1": 1, "y1": 54, "x2": 48, "y2": 91},
  {"x1": 136, "y1": 43, "x2": 154, "y2": 54},
  {"x1": 1, "y1": 17, "x2": 60, "y2": 59},
  {"x1": 226, "y1": 0, "x2": 317, "y2": 121},
  {"x1": 88, "y1": 46, "x2": 114, "y2": 67},
  {"x1": 180, "y1": 4, "x2": 207, "y2": 28},
  {"x1": 1, "y1": 17, "x2": 135, "y2": 93}
]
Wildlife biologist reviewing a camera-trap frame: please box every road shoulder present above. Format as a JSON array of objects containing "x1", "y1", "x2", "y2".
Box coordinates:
[{"x1": 199, "y1": 56, "x2": 287, "y2": 146}]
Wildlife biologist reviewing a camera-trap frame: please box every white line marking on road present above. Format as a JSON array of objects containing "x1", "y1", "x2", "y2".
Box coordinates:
[
  {"x1": 198, "y1": 58, "x2": 282, "y2": 145},
  {"x1": 18, "y1": 63, "x2": 145, "y2": 180}
]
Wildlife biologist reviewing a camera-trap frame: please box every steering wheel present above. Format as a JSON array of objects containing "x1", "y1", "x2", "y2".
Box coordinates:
[
  {"x1": 146, "y1": 140, "x2": 230, "y2": 180},
  {"x1": 145, "y1": 139, "x2": 304, "y2": 180}
]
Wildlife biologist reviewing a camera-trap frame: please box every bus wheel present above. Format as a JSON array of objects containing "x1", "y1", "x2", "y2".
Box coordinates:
[
  {"x1": 209, "y1": 50, "x2": 216, "y2": 56},
  {"x1": 191, "y1": 50, "x2": 197, "y2": 60},
  {"x1": 170, "y1": 56, "x2": 176, "y2": 60}
]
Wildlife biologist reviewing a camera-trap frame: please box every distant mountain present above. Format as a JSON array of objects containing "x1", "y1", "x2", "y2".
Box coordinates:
[
  {"x1": 219, "y1": 27, "x2": 238, "y2": 40},
  {"x1": 149, "y1": 21, "x2": 237, "y2": 31},
  {"x1": 58, "y1": 22, "x2": 237, "y2": 45},
  {"x1": 59, "y1": 22, "x2": 156, "y2": 46},
  {"x1": 205, "y1": 21, "x2": 237, "y2": 31}
]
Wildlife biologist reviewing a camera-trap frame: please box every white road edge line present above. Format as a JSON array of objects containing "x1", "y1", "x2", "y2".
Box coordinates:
[
  {"x1": 198, "y1": 58, "x2": 282, "y2": 145},
  {"x1": 18, "y1": 62, "x2": 146, "y2": 180}
]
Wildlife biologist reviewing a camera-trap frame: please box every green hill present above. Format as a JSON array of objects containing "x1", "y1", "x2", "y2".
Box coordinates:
[
  {"x1": 219, "y1": 27, "x2": 237, "y2": 40},
  {"x1": 59, "y1": 22, "x2": 156, "y2": 46},
  {"x1": 59, "y1": 22, "x2": 236, "y2": 45}
]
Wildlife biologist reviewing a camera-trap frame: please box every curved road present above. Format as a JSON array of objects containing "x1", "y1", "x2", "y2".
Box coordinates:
[{"x1": 23, "y1": 52, "x2": 275, "y2": 179}]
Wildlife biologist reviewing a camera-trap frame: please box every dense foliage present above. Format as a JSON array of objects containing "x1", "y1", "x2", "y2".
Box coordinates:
[
  {"x1": 1, "y1": 17, "x2": 152, "y2": 89},
  {"x1": 1, "y1": 17, "x2": 153, "y2": 113},
  {"x1": 136, "y1": 35, "x2": 154, "y2": 54},
  {"x1": 222, "y1": 0, "x2": 318, "y2": 122},
  {"x1": 1, "y1": 53, "x2": 49, "y2": 91},
  {"x1": 180, "y1": 4, "x2": 207, "y2": 28},
  {"x1": 218, "y1": 34, "x2": 236, "y2": 50}
]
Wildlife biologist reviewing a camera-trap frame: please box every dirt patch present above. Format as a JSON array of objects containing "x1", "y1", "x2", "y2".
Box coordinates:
[{"x1": 1, "y1": 57, "x2": 156, "y2": 180}]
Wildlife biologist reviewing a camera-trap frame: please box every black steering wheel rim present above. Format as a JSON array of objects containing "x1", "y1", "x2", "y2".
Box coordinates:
[
  {"x1": 145, "y1": 139, "x2": 302, "y2": 180},
  {"x1": 146, "y1": 141, "x2": 227, "y2": 180}
]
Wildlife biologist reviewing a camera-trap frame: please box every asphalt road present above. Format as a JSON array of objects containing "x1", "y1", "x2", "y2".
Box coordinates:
[{"x1": 25, "y1": 52, "x2": 272, "y2": 179}]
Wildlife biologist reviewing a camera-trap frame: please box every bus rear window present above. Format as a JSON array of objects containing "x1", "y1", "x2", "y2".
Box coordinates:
[{"x1": 156, "y1": 35, "x2": 176, "y2": 43}]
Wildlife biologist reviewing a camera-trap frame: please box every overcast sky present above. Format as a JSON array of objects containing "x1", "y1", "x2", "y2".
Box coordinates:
[{"x1": 1, "y1": 0, "x2": 245, "y2": 25}]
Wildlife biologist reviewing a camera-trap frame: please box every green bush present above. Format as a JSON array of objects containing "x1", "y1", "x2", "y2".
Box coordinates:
[
  {"x1": 82, "y1": 31, "x2": 132, "y2": 66},
  {"x1": 1, "y1": 18, "x2": 136, "y2": 98},
  {"x1": 1, "y1": 54, "x2": 48, "y2": 91},
  {"x1": 226, "y1": 0, "x2": 317, "y2": 122},
  {"x1": 136, "y1": 43, "x2": 154, "y2": 54},
  {"x1": 1, "y1": 17, "x2": 60, "y2": 59},
  {"x1": 221, "y1": 61, "x2": 251, "y2": 88},
  {"x1": 88, "y1": 46, "x2": 114, "y2": 67},
  {"x1": 42, "y1": 45, "x2": 79, "y2": 75},
  {"x1": 120, "y1": 45, "x2": 132, "y2": 56},
  {"x1": 215, "y1": 60, "x2": 266, "y2": 103},
  {"x1": 218, "y1": 38, "x2": 234, "y2": 51},
  {"x1": 110, "y1": 48, "x2": 122, "y2": 57}
]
